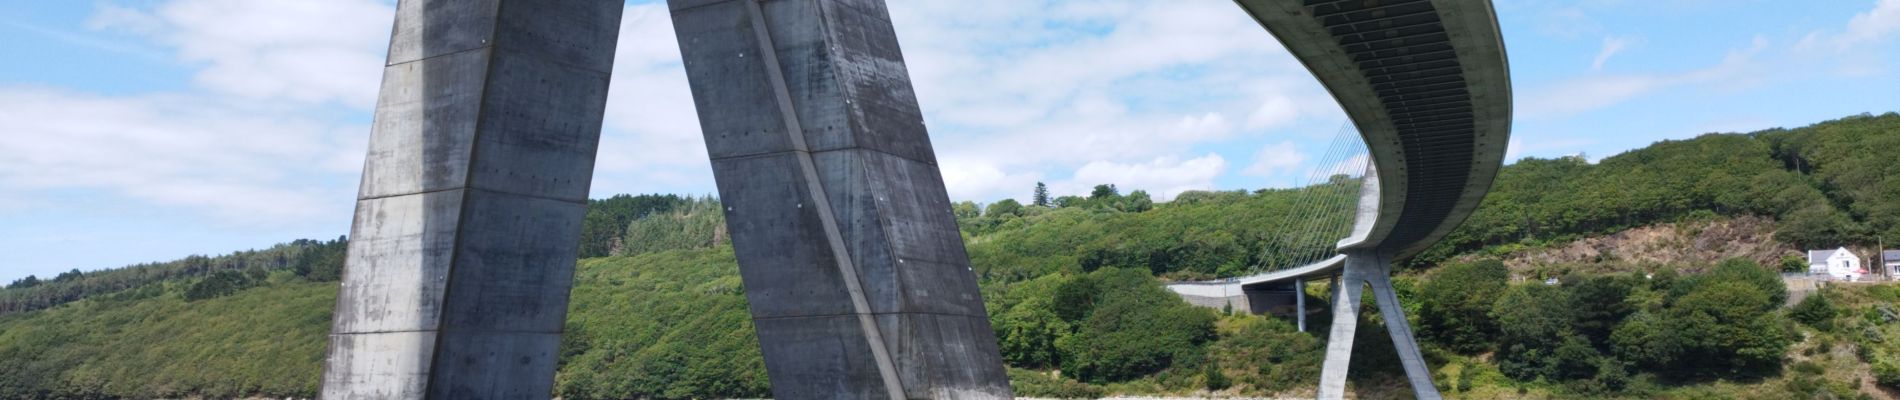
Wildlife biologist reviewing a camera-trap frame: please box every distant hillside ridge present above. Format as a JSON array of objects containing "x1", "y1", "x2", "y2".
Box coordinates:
[
  {"x1": 1414, "y1": 112, "x2": 1899, "y2": 267},
  {"x1": 0, "y1": 112, "x2": 1893, "y2": 399}
]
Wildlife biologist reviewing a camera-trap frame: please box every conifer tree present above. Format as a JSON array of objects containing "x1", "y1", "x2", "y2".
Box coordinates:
[{"x1": 1033, "y1": 182, "x2": 1050, "y2": 207}]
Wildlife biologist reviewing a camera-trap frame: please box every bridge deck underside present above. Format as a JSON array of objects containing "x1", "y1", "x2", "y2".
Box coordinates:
[{"x1": 1309, "y1": 0, "x2": 1476, "y2": 248}]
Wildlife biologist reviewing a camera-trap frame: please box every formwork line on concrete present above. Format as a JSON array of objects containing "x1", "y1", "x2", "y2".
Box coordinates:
[{"x1": 740, "y1": 1, "x2": 909, "y2": 398}]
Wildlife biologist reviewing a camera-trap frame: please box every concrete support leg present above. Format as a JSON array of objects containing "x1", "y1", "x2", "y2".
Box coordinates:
[
  {"x1": 1316, "y1": 263, "x2": 1365, "y2": 400},
  {"x1": 1315, "y1": 251, "x2": 1441, "y2": 400},
  {"x1": 1368, "y1": 269, "x2": 1442, "y2": 399},
  {"x1": 1295, "y1": 277, "x2": 1307, "y2": 332},
  {"x1": 667, "y1": 0, "x2": 1012, "y2": 398},
  {"x1": 320, "y1": 1, "x2": 623, "y2": 399}
]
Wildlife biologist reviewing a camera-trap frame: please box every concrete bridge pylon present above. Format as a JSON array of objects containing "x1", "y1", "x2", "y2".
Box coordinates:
[{"x1": 1317, "y1": 251, "x2": 1441, "y2": 400}]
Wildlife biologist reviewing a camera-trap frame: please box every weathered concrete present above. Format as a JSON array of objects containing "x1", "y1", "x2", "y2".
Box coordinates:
[
  {"x1": 1315, "y1": 251, "x2": 1441, "y2": 400},
  {"x1": 321, "y1": 1, "x2": 622, "y2": 398},
  {"x1": 667, "y1": 0, "x2": 1012, "y2": 398}
]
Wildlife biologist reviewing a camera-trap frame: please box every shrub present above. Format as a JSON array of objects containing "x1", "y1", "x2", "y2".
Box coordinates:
[
  {"x1": 1419, "y1": 259, "x2": 1509, "y2": 353},
  {"x1": 1007, "y1": 368, "x2": 1103, "y2": 399},
  {"x1": 1874, "y1": 359, "x2": 1900, "y2": 389},
  {"x1": 1791, "y1": 292, "x2": 1836, "y2": 330},
  {"x1": 1202, "y1": 360, "x2": 1231, "y2": 391},
  {"x1": 1057, "y1": 268, "x2": 1218, "y2": 383}
]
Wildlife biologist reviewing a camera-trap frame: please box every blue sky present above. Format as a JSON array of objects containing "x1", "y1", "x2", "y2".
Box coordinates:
[{"x1": 1, "y1": 0, "x2": 1896, "y2": 283}]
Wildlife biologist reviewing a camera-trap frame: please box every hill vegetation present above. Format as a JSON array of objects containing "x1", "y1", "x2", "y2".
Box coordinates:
[{"x1": 0, "y1": 112, "x2": 1895, "y2": 399}]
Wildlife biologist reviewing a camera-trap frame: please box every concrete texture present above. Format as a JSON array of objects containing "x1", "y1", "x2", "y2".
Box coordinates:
[
  {"x1": 321, "y1": 1, "x2": 623, "y2": 398},
  {"x1": 668, "y1": 0, "x2": 1012, "y2": 398}
]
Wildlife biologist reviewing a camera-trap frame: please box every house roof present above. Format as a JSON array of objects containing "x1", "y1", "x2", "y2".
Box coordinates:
[
  {"x1": 1810, "y1": 247, "x2": 1855, "y2": 265},
  {"x1": 1884, "y1": 249, "x2": 1900, "y2": 262},
  {"x1": 1810, "y1": 249, "x2": 1839, "y2": 264}
]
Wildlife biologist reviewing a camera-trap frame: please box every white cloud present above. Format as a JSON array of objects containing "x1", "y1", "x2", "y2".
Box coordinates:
[
  {"x1": 1521, "y1": 36, "x2": 1766, "y2": 118},
  {"x1": 1590, "y1": 35, "x2": 1633, "y2": 71},
  {"x1": 1059, "y1": 154, "x2": 1227, "y2": 201},
  {"x1": 5, "y1": 0, "x2": 1335, "y2": 229},
  {"x1": 89, "y1": 0, "x2": 394, "y2": 109},
  {"x1": 1246, "y1": 95, "x2": 1299, "y2": 130},
  {"x1": 0, "y1": 87, "x2": 362, "y2": 225},
  {"x1": 0, "y1": 0, "x2": 394, "y2": 228},
  {"x1": 1800, "y1": 0, "x2": 1900, "y2": 51},
  {"x1": 939, "y1": 158, "x2": 1042, "y2": 204},
  {"x1": 885, "y1": 0, "x2": 1331, "y2": 201},
  {"x1": 587, "y1": 4, "x2": 714, "y2": 197},
  {"x1": 1242, "y1": 141, "x2": 1305, "y2": 178},
  {"x1": 1794, "y1": 0, "x2": 1900, "y2": 76}
]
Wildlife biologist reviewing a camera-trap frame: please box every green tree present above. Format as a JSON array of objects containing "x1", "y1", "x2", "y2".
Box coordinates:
[
  {"x1": 1789, "y1": 291, "x2": 1836, "y2": 330},
  {"x1": 1051, "y1": 275, "x2": 1099, "y2": 323},
  {"x1": 1121, "y1": 190, "x2": 1154, "y2": 212},
  {"x1": 952, "y1": 201, "x2": 982, "y2": 220},
  {"x1": 1089, "y1": 184, "x2": 1118, "y2": 200},
  {"x1": 1033, "y1": 182, "x2": 1050, "y2": 207},
  {"x1": 1567, "y1": 275, "x2": 1635, "y2": 346},
  {"x1": 1690, "y1": 258, "x2": 1788, "y2": 306},
  {"x1": 1611, "y1": 310, "x2": 1686, "y2": 372},
  {"x1": 1419, "y1": 259, "x2": 1509, "y2": 353},
  {"x1": 994, "y1": 297, "x2": 1070, "y2": 368},
  {"x1": 985, "y1": 199, "x2": 1025, "y2": 219},
  {"x1": 1489, "y1": 284, "x2": 1575, "y2": 380},
  {"x1": 1779, "y1": 254, "x2": 1809, "y2": 272},
  {"x1": 1614, "y1": 265, "x2": 1792, "y2": 380},
  {"x1": 7, "y1": 275, "x2": 38, "y2": 289},
  {"x1": 1058, "y1": 268, "x2": 1216, "y2": 383},
  {"x1": 183, "y1": 271, "x2": 252, "y2": 301},
  {"x1": 1666, "y1": 281, "x2": 1790, "y2": 377}
]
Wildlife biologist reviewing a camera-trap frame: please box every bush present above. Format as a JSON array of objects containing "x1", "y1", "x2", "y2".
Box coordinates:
[
  {"x1": 1874, "y1": 359, "x2": 1900, "y2": 389},
  {"x1": 1057, "y1": 268, "x2": 1218, "y2": 383},
  {"x1": 1202, "y1": 360, "x2": 1230, "y2": 391},
  {"x1": 1007, "y1": 368, "x2": 1103, "y2": 399},
  {"x1": 182, "y1": 271, "x2": 253, "y2": 301},
  {"x1": 1490, "y1": 284, "x2": 1573, "y2": 380},
  {"x1": 1205, "y1": 316, "x2": 1321, "y2": 393},
  {"x1": 1419, "y1": 259, "x2": 1509, "y2": 353},
  {"x1": 1779, "y1": 254, "x2": 1809, "y2": 272},
  {"x1": 1790, "y1": 292, "x2": 1836, "y2": 330}
]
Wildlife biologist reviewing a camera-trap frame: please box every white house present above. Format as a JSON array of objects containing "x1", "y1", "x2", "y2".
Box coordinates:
[{"x1": 1808, "y1": 247, "x2": 1866, "y2": 281}]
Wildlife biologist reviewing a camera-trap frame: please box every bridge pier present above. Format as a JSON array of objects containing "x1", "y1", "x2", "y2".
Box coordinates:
[
  {"x1": 1295, "y1": 277, "x2": 1306, "y2": 332},
  {"x1": 320, "y1": 1, "x2": 624, "y2": 398},
  {"x1": 667, "y1": 0, "x2": 1012, "y2": 398},
  {"x1": 1316, "y1": 251, "x2": 1440, "y2": 400}
]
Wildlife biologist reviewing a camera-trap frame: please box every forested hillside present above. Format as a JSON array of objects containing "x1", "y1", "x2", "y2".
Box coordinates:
[
  {"x1": 0, "y1": 112, "x2": 1894, "y2": 399},
  {"x1": 1416, "y1": 112, "x2": 1900, "y2": 266}
]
